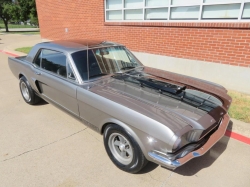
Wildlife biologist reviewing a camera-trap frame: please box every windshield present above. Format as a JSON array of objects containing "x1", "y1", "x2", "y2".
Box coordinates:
[{"x1": 71, "y1": 46, "x2": 143, "y2": 81}]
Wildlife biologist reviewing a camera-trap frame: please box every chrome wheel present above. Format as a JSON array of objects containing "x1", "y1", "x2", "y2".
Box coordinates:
[
  {"x1": 108, "y1": 133, "x2": 133, "y2": 165},
  {"x1": 20, "y1": 82, "x2": 31, "y2": 102}
]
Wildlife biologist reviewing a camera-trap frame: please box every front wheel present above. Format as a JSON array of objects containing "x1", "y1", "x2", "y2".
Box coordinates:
[
  {"x1": 19, "y1": 76, "x2": 41, "y2": 105},
  {"x1": 103, "y1": 124, "x2": 148, "y2": 173}
]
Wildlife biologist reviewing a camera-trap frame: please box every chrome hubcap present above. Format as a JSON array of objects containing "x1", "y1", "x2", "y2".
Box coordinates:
[
  {"x1": 21, "y1": 82, "x2": 31, "y2": 102},
  {"x1": 108, "y1": 133, "x2": 133, "y2": 165}
]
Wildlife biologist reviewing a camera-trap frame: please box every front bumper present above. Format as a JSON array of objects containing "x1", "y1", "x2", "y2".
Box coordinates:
[{"x1": 148, "y1": 114, "x2": 230, "y2": 169}]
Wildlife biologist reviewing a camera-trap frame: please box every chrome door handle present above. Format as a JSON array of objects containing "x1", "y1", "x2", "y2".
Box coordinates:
[{"x1": 35, "y1": 72, "x2": 41, "y2": 75}]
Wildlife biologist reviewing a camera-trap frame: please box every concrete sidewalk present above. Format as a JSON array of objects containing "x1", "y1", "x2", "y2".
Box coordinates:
[
  {"x1": 230, "y1": 119, "x2": 250, "y2": 138},
  {"x1": 0, "y1": 33, "x2": 43, "y2": 56},
  {"x1": 0, "y1": 28, "x2": 39, "y2": 32}
]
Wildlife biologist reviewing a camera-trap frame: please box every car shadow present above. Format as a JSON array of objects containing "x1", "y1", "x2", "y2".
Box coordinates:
[
  {"x1": 34, "y1": 99, "x2": 48, "y2": 106},
  {"x1": 138, "y1": 120, "x2": 232, "y2": 175},
  {"x1": 174, "y1": 136, "x2": 230, "y2": 176},
  {"x1": 137, "y1": 161, "x2": 159, "y2": 174},
  {"x1": 173, "y1": 122, "x2": 232, "y2": 176},
  {"x1": 226, "y1": 120, "x2": 233, "y2": 132}
]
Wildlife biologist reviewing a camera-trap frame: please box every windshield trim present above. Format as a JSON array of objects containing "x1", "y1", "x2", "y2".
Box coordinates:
[{"x1": 70, "y1": 46, "x2": 144, "y2": 84}]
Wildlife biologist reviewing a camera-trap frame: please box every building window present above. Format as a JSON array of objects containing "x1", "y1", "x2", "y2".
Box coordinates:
[
  {"x1": 125, "y1": 9, "x2": 143, "y2": 20},
  {"x1": 171, "y1": 0, "x2": 201, "y2": 5},
  {"x1": 170, "y1": 6, "x2": 200, "y2": 20},
  {"x1": 145, "y1": 8, "x2": 168, "y2": 20},
  {"x1": 202, "y1": 4, "x2": 241, "y2": 19},
  {"x1": 124, "y1": 0, "x2": 144, "y2": 8},
  {"x1": 106, "y1": 0, "x2": 123, "y2": 9},
  {"x1": 146, "y1": 0, "x2": 169, "y2": 7},
  {"x1": 105, "y1": 0, "x2": 250, "y2": 22},
  {"x1": 242, "y1": 3, "x2": 250, "y2": 18},
  {"x1": 107, "y1": 10, "x2": 123, "y2": 20}
]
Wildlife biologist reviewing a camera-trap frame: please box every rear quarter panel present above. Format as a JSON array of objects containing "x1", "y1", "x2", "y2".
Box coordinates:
[
  {"x1": 8, "y1": 57, "x2": 26, "y2": 79},
  {"x1": 8, "y1": 57, "x2": 38, "y2": 92}
]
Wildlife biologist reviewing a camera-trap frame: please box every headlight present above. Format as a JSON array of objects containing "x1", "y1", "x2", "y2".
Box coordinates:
[
  {"x1": 173, "y1": 137, "x2": 181, "y2": 149},
  {"x1": 186, "y1": 130, "x2": 203, "y2": 142}
]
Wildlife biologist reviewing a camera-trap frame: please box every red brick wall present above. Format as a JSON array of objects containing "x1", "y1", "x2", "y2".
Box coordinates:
[{"x1": 36, "y1": 0, "x2": 250, "y2": 67}]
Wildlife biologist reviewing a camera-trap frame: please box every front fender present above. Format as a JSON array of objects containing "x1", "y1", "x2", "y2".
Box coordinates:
[
  {"x1": 99, "y1": 118, "x2": 147, "y2": 156},
  {"x1": 99, "y1": 118, "x2": 175, "y2": 162}
]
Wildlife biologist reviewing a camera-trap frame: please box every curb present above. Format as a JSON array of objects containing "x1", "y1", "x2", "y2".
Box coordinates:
[
  {"x1": 1, "y1": 50, "x2": 250, "y2": 145},
  {"x1": 0, "y1": 50, "x2": 19, "y2": 57},
  {"x1": 225, "y1": 130, "x2": 250, "y2": 145}
]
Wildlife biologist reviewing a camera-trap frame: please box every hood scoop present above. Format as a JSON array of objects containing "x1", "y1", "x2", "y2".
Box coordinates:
[
  {"x1": 113, "y1": 74, "x2": 186, "y2": 95},
  {"x1": 137, "y1": 78, "x2": 186, "y2": 94},
  {"x1": 112, "y1": 74, "x2": 222, "y2": 113}
]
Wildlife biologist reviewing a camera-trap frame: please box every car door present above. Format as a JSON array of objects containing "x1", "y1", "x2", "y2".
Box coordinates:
[{"x1": 32, "y1": 49, "x2": 79, "y2": 116}]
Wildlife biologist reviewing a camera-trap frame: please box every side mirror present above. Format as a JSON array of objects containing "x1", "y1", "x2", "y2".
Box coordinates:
[{"x1": 68, "y1": 72, "x2": 76, "y2": 80}]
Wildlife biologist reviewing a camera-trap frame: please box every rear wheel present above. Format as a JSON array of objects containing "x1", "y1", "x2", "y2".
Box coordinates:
[
  {"x1": 19, "y1": 76, "x2": 41, "y2": 105},
  {"x1": 103, "y1": 124, "x2": 148, "y2": 173}
]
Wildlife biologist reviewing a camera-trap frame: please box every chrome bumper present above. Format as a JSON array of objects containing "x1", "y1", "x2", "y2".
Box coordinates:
[{"x1": 148, "y1": 114, "x2": 230, "y2": 170}]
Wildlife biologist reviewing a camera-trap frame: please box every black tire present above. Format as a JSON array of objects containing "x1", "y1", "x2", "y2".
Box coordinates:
[
  {"x1": 19, "y1": 76, "x2": 41, "y2": 105},
  {"x1": 103, "y1": 124, "x2": 148, "y2": 173}
]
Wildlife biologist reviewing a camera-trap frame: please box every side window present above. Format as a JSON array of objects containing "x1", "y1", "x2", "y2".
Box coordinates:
[
  {"x1": 41, "y1": 49, "x2": 67, "y2": 78},
  {"x1": 33, "y1": 50, "x2": 42, "y2": 67}
]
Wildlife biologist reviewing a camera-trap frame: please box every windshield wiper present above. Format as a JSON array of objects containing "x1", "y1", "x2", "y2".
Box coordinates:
[
  {"x1": 114, "y1": 66, "x2": 144, "y2": 74},
  {"x1": 89, "y1": 73, "x2": 108, "y2": 79},
  {"x1": 113, "y1": 74, "x2": 185, "y2": 94}
]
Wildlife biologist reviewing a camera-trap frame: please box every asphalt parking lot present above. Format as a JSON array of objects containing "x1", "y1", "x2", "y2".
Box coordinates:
[{"x1": 0, "y1": 34, "x2": 250, "y2": 187}]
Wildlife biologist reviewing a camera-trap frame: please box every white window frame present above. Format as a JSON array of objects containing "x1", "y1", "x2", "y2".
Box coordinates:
[{"x1": 104, "y1": 0, "x2": 250, "y2": 22}]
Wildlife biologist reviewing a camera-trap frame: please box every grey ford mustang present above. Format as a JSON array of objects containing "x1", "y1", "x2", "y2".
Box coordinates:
[{"x1": 8, "y1": 40, "x2": 232, "y2": 173}]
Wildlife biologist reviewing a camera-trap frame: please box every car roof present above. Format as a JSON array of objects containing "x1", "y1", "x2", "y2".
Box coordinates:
[
  {"x1": 36, "y1": 40, "x2": 123, "y2": 53},
  {"x1": 25, "y1": 40, "x2": 125, "y2": 64}
]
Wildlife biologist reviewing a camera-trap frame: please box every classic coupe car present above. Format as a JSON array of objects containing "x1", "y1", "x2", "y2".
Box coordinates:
[{"x1": 8, "y1": 40, "x2": 231, "y2": 173}]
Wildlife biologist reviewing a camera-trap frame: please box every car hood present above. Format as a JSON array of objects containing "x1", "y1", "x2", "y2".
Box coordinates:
[{"x1": 89, "y1": 67, "x2": 230, "y2": 133}]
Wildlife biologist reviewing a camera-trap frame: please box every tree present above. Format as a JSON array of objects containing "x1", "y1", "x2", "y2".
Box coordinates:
[
  {"x1": 0, "y1": 0, "x2": 13, "y2": 32},
  {"x1": 17, "y1": 0, "x2": 38, "y2": 26},
  {"x1": 29, "y1": 0, "x2": 38, "y2": 26},
  {"x1": 0, "y1": 0, "x2": 38, "y2": 32}
]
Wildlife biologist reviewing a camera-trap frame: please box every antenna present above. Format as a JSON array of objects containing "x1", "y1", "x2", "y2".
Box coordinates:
[{"x1": 87, "y1": 41, "x2": 89, "y2": 81}]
